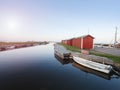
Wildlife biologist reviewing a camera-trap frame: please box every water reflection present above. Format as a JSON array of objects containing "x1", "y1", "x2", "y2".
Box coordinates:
[
  {"x1": 54, "y1": 54, "x2": 71, "y2": 65},
  {"x1": 0, "y1": 43, "x2": 120, "y2": 90}
]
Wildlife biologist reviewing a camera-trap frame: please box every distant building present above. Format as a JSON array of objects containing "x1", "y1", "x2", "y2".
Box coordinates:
[
  {"x1": 61, "y1": 34, "x2": 94, "y2": 49},
  {"x1": 116, "y1": 43, "x2": 120, "y2": 48}
]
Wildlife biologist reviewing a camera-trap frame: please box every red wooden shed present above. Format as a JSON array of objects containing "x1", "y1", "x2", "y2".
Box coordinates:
[
  {"x1": 61, "y1": 40, "x2": 67, "y2": 45},
  {"x1": 61, "y1": 34, "x2": 94, "y2": 49},
  {"x1": 74, "y1": 35, "x2": 94, "y2": 49},
  {"x1": 67, "y1": 38, "x2": 74, "y2": 46}
]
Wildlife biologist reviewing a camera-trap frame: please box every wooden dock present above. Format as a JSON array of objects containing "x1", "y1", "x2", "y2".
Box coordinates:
[{"x1": 54, "y1": 44, "x2": 72, "y2": 60}]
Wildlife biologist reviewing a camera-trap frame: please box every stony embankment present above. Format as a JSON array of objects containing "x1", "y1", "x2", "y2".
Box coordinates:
[{"x1": 71, "y1": 52, "x2": 114, "y2": 65}]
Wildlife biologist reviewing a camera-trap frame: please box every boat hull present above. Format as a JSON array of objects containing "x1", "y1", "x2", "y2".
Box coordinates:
[{"x1": 73, "y1": 56, "x2": 112, "y2": 74}]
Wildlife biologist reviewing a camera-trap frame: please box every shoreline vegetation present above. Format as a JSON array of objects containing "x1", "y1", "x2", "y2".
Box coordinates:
[
  {"x1": 0, "y1": 41, "x2": 49, "y2": 51},
  {"x1": 60, "y1": 43, "x2": 120, "y2": 63}
]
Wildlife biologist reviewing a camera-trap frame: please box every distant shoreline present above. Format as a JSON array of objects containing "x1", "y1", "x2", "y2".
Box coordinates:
[{"x1": 0, "y1": 41, "x2": 49, "y2": 52}]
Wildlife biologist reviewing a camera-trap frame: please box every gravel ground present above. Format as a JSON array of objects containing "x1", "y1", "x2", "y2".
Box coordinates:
[{"x1": 94, "y1": 46, "x2": 120, "y2": 56}]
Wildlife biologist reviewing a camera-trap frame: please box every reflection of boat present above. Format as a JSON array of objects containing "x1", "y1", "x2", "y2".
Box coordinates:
[
  {"x1": 73, "y1": 56, "x2": 112, "y2": 74},
  {"x1": 54, "y1": 54, "x2": 70, "y2": 65},
  {"x1": 72, "y1": 62, "x2": 112, "y2": 80}
]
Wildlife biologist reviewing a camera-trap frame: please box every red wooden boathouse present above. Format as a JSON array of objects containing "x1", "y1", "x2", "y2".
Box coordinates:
[{"x1": 62, "y1": 34, "x2": 94, "y2": 49}]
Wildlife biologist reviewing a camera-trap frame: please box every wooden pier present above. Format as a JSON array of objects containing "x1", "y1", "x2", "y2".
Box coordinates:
[{"x1": 54, "y1": 44, "x2": 72, "y2": 60}]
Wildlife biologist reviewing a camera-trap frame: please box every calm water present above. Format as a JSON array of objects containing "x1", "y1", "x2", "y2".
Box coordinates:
[{"x1": 0, "y1": 43, "x2": 120, "y2": 90}]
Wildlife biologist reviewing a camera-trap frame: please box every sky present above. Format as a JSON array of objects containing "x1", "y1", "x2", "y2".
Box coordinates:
[{"x1": 0, "y1": 0, "x2": 120, "y2": 43}]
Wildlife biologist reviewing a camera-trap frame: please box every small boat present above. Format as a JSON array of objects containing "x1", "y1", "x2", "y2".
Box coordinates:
[
  {"x1": 72, "y1": 62, "x2": 112, "y2": 80},
  {"x1": 73, "y1": 56, "x2": 112, "y2": 74}
]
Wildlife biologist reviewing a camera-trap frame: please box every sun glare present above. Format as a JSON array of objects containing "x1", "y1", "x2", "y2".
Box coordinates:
[
  {"x1": 7, "y1": 21, "x2": 18, "y2": 29},
  {"x1": 5, "y1": 16, "x2": 20, "y2": 30}
]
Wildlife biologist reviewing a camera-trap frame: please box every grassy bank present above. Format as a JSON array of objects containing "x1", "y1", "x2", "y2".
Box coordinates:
[
  {"x1": 90, "y1": 51, "x2": 120, "y2": 63},
  {"x1": 0, "y1": 41, "x2": 49, "y2": 51},
  {"x1": 0, "y1": 41, "x2": 40, "y2": 46},
  {"x1": 0, "y1": 41, "x2": 49, "y2": 46},
  {"x1": 60, "y1": 43, "x2": 81, "y2": 52},
  {"x1": 60, "y1": 43, "x2": 120, "y2": 63}
]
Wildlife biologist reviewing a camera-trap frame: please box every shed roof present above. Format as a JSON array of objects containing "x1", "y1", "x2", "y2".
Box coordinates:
[{"x1": 76, "y1": 34, "x2": 94, "y2": 39}]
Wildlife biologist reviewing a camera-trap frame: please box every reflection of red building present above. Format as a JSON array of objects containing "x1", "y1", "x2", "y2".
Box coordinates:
[{"x1": 61, "y1": 34, "x2": 94, "y2": 49}]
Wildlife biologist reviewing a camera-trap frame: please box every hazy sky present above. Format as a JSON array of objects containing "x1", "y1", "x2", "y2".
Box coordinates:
[{"x1": 0, "y1": 0, "x2": 120, "y2": 43}]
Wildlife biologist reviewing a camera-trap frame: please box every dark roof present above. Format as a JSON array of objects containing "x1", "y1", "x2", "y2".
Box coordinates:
[
  {"x1": 62, "y1": 34, "x2": 94, "y2": 41},
  {"x1": 69, "y1": 38, "x2": 75, "y2": 40},
  {"x1": 76, "y1": 34, "x2": 94, "y2": 39}
]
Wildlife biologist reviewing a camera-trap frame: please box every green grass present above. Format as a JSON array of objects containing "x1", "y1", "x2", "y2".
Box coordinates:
[
  {"x1": 60, "y1": 43, "x2": 80, "y2": 52},
  {"x1": 90, "y1": 51, "x2": 120, "y2": 63}
]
